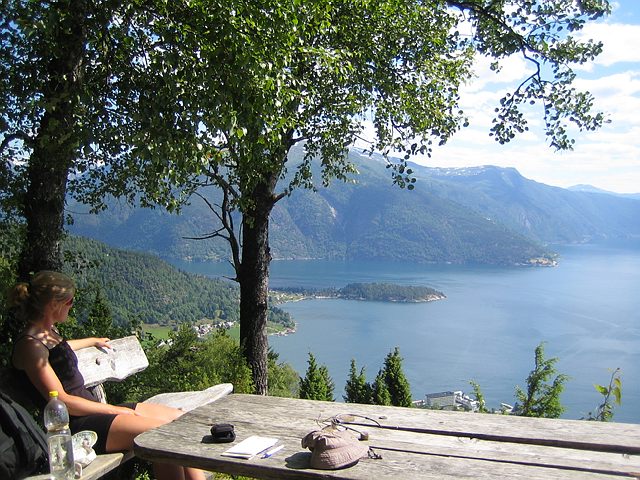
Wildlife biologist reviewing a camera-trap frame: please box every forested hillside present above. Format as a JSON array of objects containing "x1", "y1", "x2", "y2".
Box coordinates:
[
  {"x1": 416, "y1": 165, "x2": 640, "y2": 245},
  {"x1": 338, "y1": 283, "x2": 445, "y2": 302},
  {"x1": 69, "y1": 149, "x2": 557, "y2": 266},
  {"x1": 63, "y1": 236, "x2": 293, "y2": 328},
  {"x1": 69, "y1": 147, "x2": 640, "y2": 268}
]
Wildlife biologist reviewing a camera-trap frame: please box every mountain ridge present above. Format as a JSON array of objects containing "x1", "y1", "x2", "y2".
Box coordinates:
[
  {"x1": 68, "y1": 148, "x2": 640, "y2": 266},
  {"x1": 568, "y1": 184, "x2": 640, "y2": 199}
]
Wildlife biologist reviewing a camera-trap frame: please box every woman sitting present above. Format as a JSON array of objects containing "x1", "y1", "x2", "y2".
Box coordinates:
[{"x1": 9, "y1": 270, "x2": 205, "y2": 480}]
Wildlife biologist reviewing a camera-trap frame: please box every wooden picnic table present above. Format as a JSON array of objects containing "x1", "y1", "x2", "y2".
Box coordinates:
[{"x1": 133, "y1": 394, "x2": 640, "y2": 479}]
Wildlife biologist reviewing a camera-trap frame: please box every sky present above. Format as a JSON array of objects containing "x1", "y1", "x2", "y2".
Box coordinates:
[{"x1": 376, "y1": 1, "x2": 640, "y2": 194}]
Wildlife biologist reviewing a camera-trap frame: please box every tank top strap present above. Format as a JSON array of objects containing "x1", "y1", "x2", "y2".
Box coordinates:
[{"x1": 13, "y1": 333, "x2": 50, "y2": 350}]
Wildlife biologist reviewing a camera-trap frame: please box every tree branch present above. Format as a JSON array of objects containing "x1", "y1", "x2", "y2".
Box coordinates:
[
  {"x1": 447, "y1": 1, "x2": 542, "y2": 57},
  {"x1": 190, "y1": 180, "x2": 242, "y2": 280},
  {"x1": 1, "y1": 131, "x2": 34, "y2": 153}
]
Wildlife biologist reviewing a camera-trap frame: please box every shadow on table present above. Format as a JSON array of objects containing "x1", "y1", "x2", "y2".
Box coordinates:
[{"x1": 285, "y1": 452, "x2": 312, "y2": 470}]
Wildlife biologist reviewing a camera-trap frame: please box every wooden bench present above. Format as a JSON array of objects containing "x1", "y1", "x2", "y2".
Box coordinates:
[
  {"x1": 23, "y1": 335, "x2": 233, "y2": 480},
  {"x1": 76, "y1": 336, "x2": 233, "y2": 410}
]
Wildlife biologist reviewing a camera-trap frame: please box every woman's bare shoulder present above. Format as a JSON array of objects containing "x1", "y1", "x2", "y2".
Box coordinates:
[{"x1": 12, "y1": 333, "x2": 50, "y2": 369}]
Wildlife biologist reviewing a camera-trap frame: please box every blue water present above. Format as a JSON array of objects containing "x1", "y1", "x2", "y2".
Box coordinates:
[{"x1": 173, "y1": 244, "x2": 640, "y2": 423}]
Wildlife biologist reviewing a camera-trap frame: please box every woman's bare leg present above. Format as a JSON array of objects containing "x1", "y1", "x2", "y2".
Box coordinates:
[
  {"x1": 106, "y1": 409, "x2": 206, "y2": 480},
  {"x1": 185, "y1": 467, "x2": 207, "y2": 480},
  {"x1": 152, "y1": 462, "x2": 186, "y2": 480},
  {"x1": 133, "y1": 402, "x2": 184, "y2": 422},
  {"x1": 106, "y1": 413, "x2": 167, "y2": 451}
]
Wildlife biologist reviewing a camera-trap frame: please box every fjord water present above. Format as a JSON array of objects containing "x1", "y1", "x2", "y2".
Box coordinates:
[{"x1": 179, "y1": 244, "x2": 640, "y2": 423}]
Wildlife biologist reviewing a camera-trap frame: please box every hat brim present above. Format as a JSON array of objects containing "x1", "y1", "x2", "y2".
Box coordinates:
[{"x1": 310, "y1": 442, "x2": 369, "y2": 469}]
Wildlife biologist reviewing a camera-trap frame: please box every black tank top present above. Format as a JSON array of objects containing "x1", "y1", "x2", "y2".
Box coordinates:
[{"x1": 12, "y1": 335, "x2": 99, "y2": 408}]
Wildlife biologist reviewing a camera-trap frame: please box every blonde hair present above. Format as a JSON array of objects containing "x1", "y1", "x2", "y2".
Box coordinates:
[{"x1": 8, "y1": 271, "x2": 76, "y2": 323}]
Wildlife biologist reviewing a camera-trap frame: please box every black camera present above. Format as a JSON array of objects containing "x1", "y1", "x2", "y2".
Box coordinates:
[{"x1": 202, "y1": 423, "x2": 236, "y2": 444}]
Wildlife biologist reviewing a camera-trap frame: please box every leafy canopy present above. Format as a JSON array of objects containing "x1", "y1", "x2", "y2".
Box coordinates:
[
  {"x1": 0, "y1": 0, "x2": 607, "y2": 215},
  {"x1": 1, "y1": 0, "x2": 610, "y2": 393}
]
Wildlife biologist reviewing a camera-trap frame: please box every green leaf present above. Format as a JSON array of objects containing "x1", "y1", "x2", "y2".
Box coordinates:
[{"x1": 594, "y1": 384, "x2": 608, "y2": 396}]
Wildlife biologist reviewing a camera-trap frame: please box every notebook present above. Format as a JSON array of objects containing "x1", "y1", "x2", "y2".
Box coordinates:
[{"x1": 220, "y1": 435, "x2": 279, "y2": 459}]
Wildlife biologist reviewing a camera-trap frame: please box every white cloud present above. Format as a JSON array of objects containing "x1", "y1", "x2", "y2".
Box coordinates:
[
  {"x1": 578, "y1": 23, "x2": 640, "y2": 67},
  {"x1": 573, "y1": 72, "x2": 640, "y2": 127},
  {"x1": 465, "y1": 55, "x2": 532, "y2": 92},
  {"x1": 353, "y1": 3, "x2": 640, "y2": 194},
  {"x1": 575, "y1": 72, "x2": 640, "y2": 97}
]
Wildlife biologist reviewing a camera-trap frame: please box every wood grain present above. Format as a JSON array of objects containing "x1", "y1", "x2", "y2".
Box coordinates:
[
  {"x1": 76, "y1": 335, "x2": 148, "y2": 387},
  {"x1": 134, "y1": 394, "x2": 640, "y2": 480}
]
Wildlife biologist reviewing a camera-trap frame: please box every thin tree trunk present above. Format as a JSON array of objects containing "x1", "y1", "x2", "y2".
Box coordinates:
[
  {"x1": 238, "y1": 177, "x2": 277, "y2": 395},
  {"x1": 17, "y1": 0, "x2": 87, "y2": 280}
]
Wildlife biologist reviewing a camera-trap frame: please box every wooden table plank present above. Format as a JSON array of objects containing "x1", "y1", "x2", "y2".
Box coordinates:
[
  {"x1": 217, "y1": 395, "x2": 640, "y2": 453},
  {"x1": 134, "y1": 394, "x2": 640, "y2": 480}
]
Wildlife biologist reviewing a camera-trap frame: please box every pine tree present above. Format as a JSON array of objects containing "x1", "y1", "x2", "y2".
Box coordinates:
[
  {"x1": 344, "y1": 359, "x2": 371, "y2": 404},
  {"x1": 299, "y1": 353, "x2": 334, "y2": 401},
  {"x1": 268, "y1": 349, "x2": 300, "y2": 398},
  {"x1": 383, "y1": 347, "x2": 413, "y2": 407},
  {"x1": 84, "y1": 288, "x2": 114, "y2": 337},
  {"x1": 371, "y1": 369, "x2": 391, "y2": 406},
  {"x1": 319, "y1": 365, "x2": 335, "y2": 402}
]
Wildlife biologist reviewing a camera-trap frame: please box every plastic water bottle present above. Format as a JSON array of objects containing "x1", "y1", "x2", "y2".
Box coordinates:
[{"x1": 44, "y1": 391, "x2": 74, "y2": 480}]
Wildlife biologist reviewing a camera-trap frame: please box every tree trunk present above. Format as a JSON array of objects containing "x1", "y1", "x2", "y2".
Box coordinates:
[
  {"x1": 17, "y1": 0, "x2": 87, "y2": 280},
  {"x1": 238, "y1": 177, "x2": 277, "y2": 395}
]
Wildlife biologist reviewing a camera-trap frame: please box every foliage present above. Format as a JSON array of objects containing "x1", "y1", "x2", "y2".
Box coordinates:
[
  {"x1": 58, "y1": 286, "x2": 137, "y2": 342},
  {"x1": 0, "y1": 222, "x2": 22, "y2": 366},
  {"x1": 469, "y1": 380, "x2": 488, "y2": 414},
  {"x1": 371, "y1": 369, "x2": 392, "y2": 406},
  {"x1": 62, "y1": 236, "x2": 293, "y2": 328},
  {"x1": 514, "y1": 343, "x2": 569, "y2": 418},
  {"x1": 1, "y1": 0, "x2": 127, "y2": 276},
  {"x1": 278, "y1": 282, "x2": 447, "y2": 303},
  {"x1": 267, "y1": 349, "x2": 300, "y2": 398},
  {"x1": 383, "y1": 347, "x2": 413, "y2": 407},
  {"x1": 73, "y1": 0, "x2": 612, "y2": 395},
  {"x1": 342, "y1": 350, "x2": 412, "y2": 406},
  {"x1": 68, "y1": 0, "x2": 612, "y2": 209},
  {"x1": 299, "y1": 353, "x2": 334, "y2": 402},
  {"x1": 2, "y1": 1, "x2": 610, "y2": 212},
  {"x1": 344, "y1": 359, "x2": 372, "y2": 404},
  {"x1": 2, "y1": 0, "x2": 611, "y2": 393},
  {"x1": 70, "y1": 154, "x2": 640, "y2": 267},
  {"x1": 110, "y1": 327, "x2": 254, "y2": 404},
  {"x1": 583, "y1": 368, "x2": 622, "y2": 422},
  {"x1": 339, "y1": 283, "x2": 444, "y2": 302}
]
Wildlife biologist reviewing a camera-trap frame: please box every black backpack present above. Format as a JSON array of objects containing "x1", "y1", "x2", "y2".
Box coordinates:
[{"x1": 0, "y1": 390, "x2": 49, "y2": 479}]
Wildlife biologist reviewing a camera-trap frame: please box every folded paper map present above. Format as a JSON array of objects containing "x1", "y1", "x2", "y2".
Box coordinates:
[{"x1": 221, "y1": 435, "x2": 279, "y2": 459}]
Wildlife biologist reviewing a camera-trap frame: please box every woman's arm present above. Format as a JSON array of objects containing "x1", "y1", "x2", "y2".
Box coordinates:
[
  {"x1": 13, "y1": 337, "x2": 134, "y2": 417},
  {"x1": 67, "y1": 337, "x2": 111, "y2": 351}
]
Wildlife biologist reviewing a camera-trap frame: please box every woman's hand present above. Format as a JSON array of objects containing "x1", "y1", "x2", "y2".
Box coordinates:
[
  {"x1": 111, "y1": 405, "x2": 137, "y2": 416},
  {"x1": 67, "y1": 337, "x2": 111, "y2": 351},
  {"x1": 66, "y1": 399, "x2": 139, "y2": 417},
  {"x1": 94, "y1": 337, "x2": 111, "y2": 349}
]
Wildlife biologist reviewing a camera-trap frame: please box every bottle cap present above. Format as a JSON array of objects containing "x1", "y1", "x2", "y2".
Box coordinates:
[{"x1": 49, "y1": 390, "x2": 58, "y2": 398}]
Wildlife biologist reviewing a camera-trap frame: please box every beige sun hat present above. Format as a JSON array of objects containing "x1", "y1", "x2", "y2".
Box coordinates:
[{"x1": 302, "y1": 428, "x2": 369, "y2": 470}]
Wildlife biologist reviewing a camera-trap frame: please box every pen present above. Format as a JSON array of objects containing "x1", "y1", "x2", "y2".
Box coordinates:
[{"x1": 262, "y1": 444, "x2": 284, "y2": 458}]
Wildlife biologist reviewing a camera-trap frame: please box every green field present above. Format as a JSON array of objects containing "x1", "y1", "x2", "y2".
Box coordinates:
[
  {"x1": 142, "y1": 324, "x2": 173, "y2": 340},
  {"x1": 143, "y1": 323, "x2": 241, "y2": 341},
  {"x1": 142, "y1": 322, "x2": 290, "y2": 342}
]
